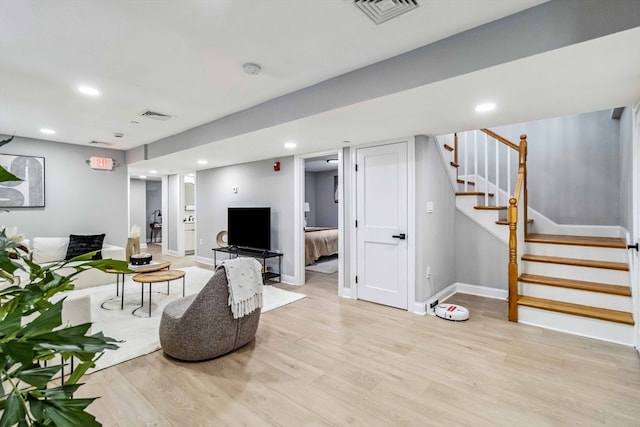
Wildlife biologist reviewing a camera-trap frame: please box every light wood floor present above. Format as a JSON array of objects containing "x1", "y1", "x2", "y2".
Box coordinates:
[{"x1": 80, "y1": 247, "x2": 640, "y2": 426}]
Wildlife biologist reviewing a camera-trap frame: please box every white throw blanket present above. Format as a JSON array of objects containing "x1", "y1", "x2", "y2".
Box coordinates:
[{"x1": 217, "y1": 257, "x2": 264, "y2": 319}]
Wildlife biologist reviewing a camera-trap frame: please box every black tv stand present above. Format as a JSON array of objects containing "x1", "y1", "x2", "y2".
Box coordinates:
[{"x1": 212, "y1": 247, "x2": 283, "y2": 282}]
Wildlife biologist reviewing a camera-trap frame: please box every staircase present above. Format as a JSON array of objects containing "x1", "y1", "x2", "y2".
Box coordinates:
[{"x1": 438, "y1": 130, "x2": 636, "y2": 345}]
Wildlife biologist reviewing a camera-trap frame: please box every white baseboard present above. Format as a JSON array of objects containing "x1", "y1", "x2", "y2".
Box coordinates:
[
  {"x1": 340, "y1": 286, "x2": 354, "y2": 299},
  {"x1": 195, "y1": 256, "x2": 215, "y2": 266},
  {"x1": 278, "y1": 274, "x2": 296, "y2": 286},
  {"x1": 417, "y1": 282, "x2": 506, "y2": 316},
  {"x1": 167, "y1": 250, "x2": 180, "y2": 257}
]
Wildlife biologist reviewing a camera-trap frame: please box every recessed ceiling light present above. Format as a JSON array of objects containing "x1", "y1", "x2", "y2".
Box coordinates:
[
  {"x1": 284, "y1": 142, "x2": 297, "y2": 149},
  {"x1": 475, "y1": 102, "x2": 496, "y2": 113},
  {"x1": 149, "y1": 170, "x2": 157, "y2": 174},
  {"x1": 40, "y1": 128, "x2": 55, "y2": 135},
  {"x1": 326, "y1": 159, "x2": 339, "y2": 164},
  {"x1": 139, "y1": 175, "x2": 147, "y2": 179},
  {"x1": 78, "y1": 85, "x2": 100, "y2": 96},
  {"x1": 197, "y1": 159, "x2": 208, "y2": 165}
]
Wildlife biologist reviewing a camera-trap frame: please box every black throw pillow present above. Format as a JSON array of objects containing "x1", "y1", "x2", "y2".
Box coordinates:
[{"x1": 65, "y1": 234, "x2": 106, "y2": 260}]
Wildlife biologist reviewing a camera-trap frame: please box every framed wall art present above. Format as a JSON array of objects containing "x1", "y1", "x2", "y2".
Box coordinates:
[{"x1": 0, "y1": 154, "x2": 45, "y2": 208}]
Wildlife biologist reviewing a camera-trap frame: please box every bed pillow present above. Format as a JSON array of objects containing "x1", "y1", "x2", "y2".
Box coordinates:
[{"x1": 64, "y1": 234, "x2": 105, "y2": 260}]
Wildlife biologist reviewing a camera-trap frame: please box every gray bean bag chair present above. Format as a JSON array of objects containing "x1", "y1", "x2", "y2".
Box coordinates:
[{"x1": 159, "y1": 267, "x2": 261, "y2": 361}]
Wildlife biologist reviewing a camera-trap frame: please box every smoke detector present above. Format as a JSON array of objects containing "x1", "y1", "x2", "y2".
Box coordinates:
[
  {"x1": 242, "y1": 62, "x2": 262, "y2": 75},
  {"x1": 353, "y1": 0, "x2": 419, "y2": 25}
]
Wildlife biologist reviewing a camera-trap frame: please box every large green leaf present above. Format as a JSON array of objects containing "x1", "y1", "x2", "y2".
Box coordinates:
[
  {"x1": 0, "y1": 309, "x2": 22, "y2": 338},
  {"x1": 0, "y1": 135, "x2": 14, "y2": 147},
  {"x1": 1, "y1": 341, "x2": 35, "y2": 364},
  {"x1": 0, "y1": 166, "x2": 21, "y2": 183},
  {"x1": 0, "y1": 391, "x2": 26, "y2": 427},
  {"x1": 15, "y1": 365, "x2": 62, "y2": 389},
  {"x1": 19, "y1": 299, "x2": 63, "y2": 338},
  {"x1": 39, "y1": 399, "x2": 101, "y2": 427}
]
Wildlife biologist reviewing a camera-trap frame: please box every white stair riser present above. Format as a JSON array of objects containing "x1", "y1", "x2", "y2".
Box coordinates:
[
  {"x1": 519, "y1": 282, "x2": 632, "y2": 312},
  {"x1": 525, "y1": 243, "x2": 627, "y2": 263},
  {"x1": 522, "y1": 262, "x2": 629, "y2": 286},
  {"x1": 518, "y1": 306, "x2": 634, "y2": 346}
]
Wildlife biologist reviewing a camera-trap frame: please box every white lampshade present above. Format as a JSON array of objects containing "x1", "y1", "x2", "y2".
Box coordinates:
[{"x1": 304, "y1": 202, "x2": 310, "y2": 212}]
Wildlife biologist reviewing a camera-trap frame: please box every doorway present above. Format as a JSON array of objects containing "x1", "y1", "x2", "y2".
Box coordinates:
[{"x1": 294, "y1": 151, "x2": 344, "y2": 291}]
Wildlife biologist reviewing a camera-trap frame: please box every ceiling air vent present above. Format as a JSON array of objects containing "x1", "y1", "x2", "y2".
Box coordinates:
[
  {"x1": 353, "y1": 0, "x2": 419, "y2": 25},
  {"x1": 89, "y1": 141, "x2": 114, "y2": 147},
  {"x1": 139, "y1": 110, "x2": 173, "y2": 121}
]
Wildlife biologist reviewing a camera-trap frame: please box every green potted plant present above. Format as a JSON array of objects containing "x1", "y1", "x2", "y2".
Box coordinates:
[{"x1": 0, "y1": 135, "x2": 129, "y2": 426}]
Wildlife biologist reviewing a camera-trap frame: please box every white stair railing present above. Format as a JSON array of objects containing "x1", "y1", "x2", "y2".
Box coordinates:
[{"x1": 444, "y1": 129, "x2": 520, "y2": 208}]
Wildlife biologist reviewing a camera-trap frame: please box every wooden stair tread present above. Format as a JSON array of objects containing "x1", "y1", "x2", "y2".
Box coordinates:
[
  {"x1": 517, "y1": 296, "x2": 634, "y2": 325},
  {"x1": 450, "y1": 161, "x2": 459, "y2": 168},
  {"x1": 456, "y1": 179, "x2": 475, "y2": 186},
  {"x1": 444, "y1": 144, "x2": 454, "y2": 152},
  {"x1": 496, "y1": 219, "x2": 534, "y2": 226},
  {"x1": 525, "y1": 233, "x2": 626, "y2": 249},
  {"x1": 474, "y1": 205, "x2": 507, "y2": 211},
  {"x1": 518, "y1": 274, "x2": 631, "y2": 296},
  {"x1": 456, "y1": 192, "x2": 494, "y2": 196},
  {"x1": 521, "y1": 254, "x2": 628, "y2": 271}
]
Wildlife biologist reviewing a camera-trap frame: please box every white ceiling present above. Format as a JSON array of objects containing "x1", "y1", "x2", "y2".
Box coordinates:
[{"x1": 1, "y1": 0, "x2": 638, "y2": 179}]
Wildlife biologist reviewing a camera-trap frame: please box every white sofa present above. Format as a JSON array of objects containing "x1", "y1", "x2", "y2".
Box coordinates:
[{"x1": 29, "y1": 237, "x2": 125, "y2": 290}]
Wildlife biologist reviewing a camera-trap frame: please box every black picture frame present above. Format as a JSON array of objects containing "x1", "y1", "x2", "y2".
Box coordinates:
[{"x1": 0, "y1": 154, "x2": 45, "y2": 208}]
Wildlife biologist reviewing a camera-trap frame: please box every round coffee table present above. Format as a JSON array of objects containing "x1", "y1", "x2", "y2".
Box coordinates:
[
  {"x1": 106, "y1": 261, "x2": 171, "y2": 310},
  {"x1": 132, "y1": 269, "x2": 186, "y2": 317}
]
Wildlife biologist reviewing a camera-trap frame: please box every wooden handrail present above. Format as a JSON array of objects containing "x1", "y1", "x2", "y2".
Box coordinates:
[
  {"x1": 481, "y1": 128, "x2": 519, "y2": 152},
  {"x1": 453, "y1": 132, "x2": 459, "y2": 166}
]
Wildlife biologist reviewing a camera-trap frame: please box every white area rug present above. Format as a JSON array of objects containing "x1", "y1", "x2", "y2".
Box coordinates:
[
  {"x1": 68, "y1": 266, "x2": 305, "y2": 372},
  {"x1": 305, "y1": 256, "x2": 339, "y2": 274}
]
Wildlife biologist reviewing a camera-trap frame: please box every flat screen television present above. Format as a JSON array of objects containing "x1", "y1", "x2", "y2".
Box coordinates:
[{"x1": 227, "y1": 207, "x2": 271, "y2": 251}]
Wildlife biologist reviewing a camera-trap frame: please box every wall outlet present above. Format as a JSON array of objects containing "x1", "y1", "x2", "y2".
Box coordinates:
[
  {"x1": 199, "y1": 238, "x2": 203, "y2": 245},
  {"x1": 426, "y1": 266, "x2": 431, "y2": 278},
  {"x1": 429, "y1": 299, "x2": 439, "y2": 309}
]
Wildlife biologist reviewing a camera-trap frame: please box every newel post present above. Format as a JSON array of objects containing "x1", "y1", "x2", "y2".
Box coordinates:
[
  {"x1": 508, "y1": 197, "x2": 518, "y2": 322},
  {"x1": 520, "y1": 134, "x2": 528, "y2": 236}
]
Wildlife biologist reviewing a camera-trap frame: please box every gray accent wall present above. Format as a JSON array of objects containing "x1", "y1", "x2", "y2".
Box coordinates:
[
  {"x1": 619, "y1": 107, "x2": 633, "y2": 236},
  {"x1": 415, "y1": 136, "x2": 456, "y2": 300},
  {"x1": 304, "y1": 171, "x2": 316, "y2": 227},
  {"x1": 167, "y1": 175, "x2": 179, "y2": 252},
  {"x1": 129, "y1": 179, "x2": 147, "y2": 243},
  {"x1": 455, "y1": 211, "x2": 508, "y2": 290},
  {"x1": 492, "y1": 110, "x2": 622, "y2": 226},
  {"x1": 0, "y1": 135, "x2": 128, "y2": 245},
  {"x1": 312, "y1": 170, "x2": 338, "y2": 228},
  {"x1": 146, "y1": 180, "x2": 162, "y2": 242},
  {"x1": 196, "y1": 156, "x2": 295, "y2": 276}
]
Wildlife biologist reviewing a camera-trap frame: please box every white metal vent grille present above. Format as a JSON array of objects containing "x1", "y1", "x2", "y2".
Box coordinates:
[
  {"x1": 139, "y1": 110, "x2": 173, "y2": 121},
  {"x1": 353, "y1": 0, "x2": 419, "y2": 25},
  {"x1": 89, "y1": 141, "x2": 114, "y2": 147}
]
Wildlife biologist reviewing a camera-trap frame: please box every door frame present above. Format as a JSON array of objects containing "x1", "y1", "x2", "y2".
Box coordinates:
[
  {"x1": 349, "y1": 136, "x2": 416, "y2": 311},
  {"x1": 632, "y1": 102, "x2": 640, "y2": 351},
  {"x1": 293, "y1": 150, "x2": 345, "y2": 294}
]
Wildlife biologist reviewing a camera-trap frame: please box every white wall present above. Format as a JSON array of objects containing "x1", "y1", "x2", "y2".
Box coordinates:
[
  {"x1": 619, "y1": 107, "x2": 633, "y2": 235},
  {"x1": 0, "y1": 135, "x2": 128, "y2": 245},
  {"x1": 196, "y1": 156, "x2": 295, "y2": 276}
]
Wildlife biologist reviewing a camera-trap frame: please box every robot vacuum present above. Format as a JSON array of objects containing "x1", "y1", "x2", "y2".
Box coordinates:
[{"x1": 434, "y1": 303, "x2": 470, "y2": 321}]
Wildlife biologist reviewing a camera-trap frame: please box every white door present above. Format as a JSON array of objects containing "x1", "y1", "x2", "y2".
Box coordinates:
[{"x1": 356, "y1": 142, "x2": 408, "y2": 309}]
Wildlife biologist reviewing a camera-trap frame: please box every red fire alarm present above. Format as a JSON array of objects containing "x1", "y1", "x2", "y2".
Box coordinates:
[{"x1": 273, "y1": 161, "x2": 280, "y2": 172}]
